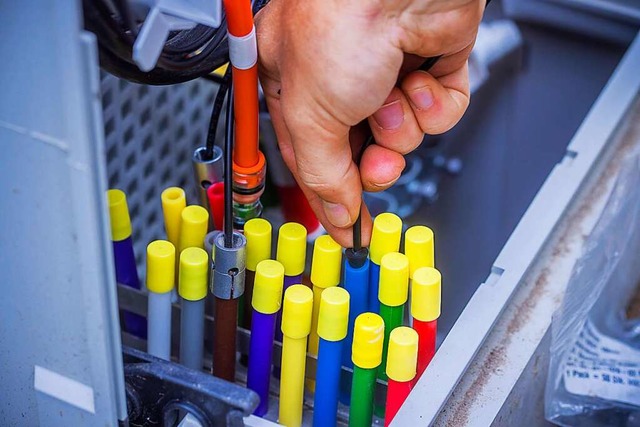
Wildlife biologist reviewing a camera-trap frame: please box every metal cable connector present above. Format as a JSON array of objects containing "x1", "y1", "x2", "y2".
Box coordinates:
[
  {"x1": 193, "y1": 146, "x2": 224, "y2": 207},
  {"x1": 211, "y1": 231, "x2": 247, "y2": 299}
]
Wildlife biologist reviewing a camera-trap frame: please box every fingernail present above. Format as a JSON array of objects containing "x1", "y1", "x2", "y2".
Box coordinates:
[
  {"x1": 408, "y1": 86, "x2": 434, "y2": 110},
  {"x1": 372, "y1": 100, "x2": 404, "y2": 130},
  {"x1": 322, "y1": 201, "x2": 351, "y2": 228}
]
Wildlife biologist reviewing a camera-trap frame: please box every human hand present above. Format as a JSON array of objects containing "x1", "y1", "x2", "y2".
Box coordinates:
[{"x1": 256, "y1": 0, "x2": 485, "y2": 247}]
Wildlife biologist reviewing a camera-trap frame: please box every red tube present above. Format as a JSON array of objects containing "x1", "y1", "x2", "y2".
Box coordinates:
[
  {"x1": 384, "y1": 379, "x2": 413, "y2": 426},
  {"x1": 206, "y1": 182, "x2": 225, "y2": 230},
  {"x1": 278, "y1": 184, "x2": 320, "y2": 233},
  {"x1": 413, "y1": 319, "x2": 437, "y2": 381}
]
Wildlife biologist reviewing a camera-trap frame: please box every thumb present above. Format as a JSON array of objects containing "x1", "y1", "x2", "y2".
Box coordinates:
[{"x1": 280, "y1": 94, "x2": 363, "y2": 229}]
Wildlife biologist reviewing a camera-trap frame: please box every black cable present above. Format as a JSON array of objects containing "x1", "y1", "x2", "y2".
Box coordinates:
[
  {"x1": 351, "y1": 56, "x2": 441, "y2": 251},
  {"x1": 202, "y1": 73, "x2": 227, "y2": 85},
  {"x1": 204, "y1": 66, "x2": 233, "y2": 160},
  {"x1": 114, "y1": 0, "x2": 138, "y2": 37},
  {"x1": 224, "y1": 82, "x2": 235, "y2": 248},
  {"x1": 84, "y1": 0, "x2": 270, "y2": 86},
  {"x1": 352, "y1": 135, "x2": 373, "y2": 252}
]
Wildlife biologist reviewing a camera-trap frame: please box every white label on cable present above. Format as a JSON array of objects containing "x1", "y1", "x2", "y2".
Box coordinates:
[
  {"x1": 563, "y1": 320, "x2": 640, "y2": 406},
  {"x1": 228, "y1": 26, "x2": 258, "y2": 70},
  {"x1": 34, "y1": 365, "x2": 96, "y2": 414}
]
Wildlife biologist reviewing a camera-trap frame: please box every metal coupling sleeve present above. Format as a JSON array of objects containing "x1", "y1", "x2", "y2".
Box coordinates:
[
  {"x1": 192, "y1": 146, "x2": 224, "y2": 207},
  {"x1": 211, "y1": 231, "x2": 247, "y2": 300}
]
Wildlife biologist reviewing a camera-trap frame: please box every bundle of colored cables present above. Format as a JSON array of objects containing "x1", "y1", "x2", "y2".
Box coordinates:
[{"x1": 85, "y1": 0, "x2": 263, "y2": 248}]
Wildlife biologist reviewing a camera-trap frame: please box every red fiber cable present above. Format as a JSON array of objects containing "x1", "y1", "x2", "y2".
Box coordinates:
[
  {"x1": 384, "y1": 378, "x2": 413, "y2": 426},
  {"x1": 413, "y1": 318, "x2": 437, "y2": 382}
]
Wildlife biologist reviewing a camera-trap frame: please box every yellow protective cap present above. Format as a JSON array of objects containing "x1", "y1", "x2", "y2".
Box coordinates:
[
  {"x1": 276, "y1": 222, "x2": 307, "y2": 276},
  {"x1": 281, "y1": 285, "x2": 313, "y2": 339},
  {"x1": 352, "y1": 313, "x2": 385, "y2": 369},
  {"x1": 411, "y1": 267, "x2": 441, "y2": 322},
  {"x1": 178, "y1": 205, "x2": 209, "y2": 252},
  {"x1": 369, "y1": 213, "x2": 402, "y2": 264},
  {"x1": 310, "y1": 235, "x2": 342, "y2": 289},
  {"x1": 161, "y1": 187, "x2": 186, "y2": 248},
  {"x1": 252, "y1": 260, "x2": 284, "y2": 314},
  {"x1": 146, "y1": 240, "x2": 176, "y2": 293},
  {"x1": 245, "y1": 218, "x2": 272, "y2": 271},
  {"x1": 378, "y1": 252, "x2": 409, "y2": 307},
  {"x1": 317, "y1": 287, "x2": 350, "y2": 341},
  {"x1": 178, "y1": 247, "x2": 209, "y2": 301},
  {"x1": 107, "y1": 189, "x2": 132, "y2": 241},
  {"x1": 405, "y1": 226, "x2": 435, "y2": 277},
  {"x1": 386, "y1": 327, "x2": 419, "y2": 382}
]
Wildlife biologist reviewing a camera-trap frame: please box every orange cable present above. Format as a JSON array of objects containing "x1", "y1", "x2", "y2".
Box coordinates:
[{"x1": 223, "y1": 0, "x2": 260, "y2": 169}]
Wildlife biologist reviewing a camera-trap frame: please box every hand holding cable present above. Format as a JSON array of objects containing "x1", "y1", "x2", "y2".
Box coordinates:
[{"x1": 255, "y1": 0, "x2": 485, "y2": 247}]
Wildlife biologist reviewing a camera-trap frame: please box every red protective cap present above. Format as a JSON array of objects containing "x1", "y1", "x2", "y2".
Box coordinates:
[{"x1": 207, "y1": 182, "x2": 225, "y2": 230}]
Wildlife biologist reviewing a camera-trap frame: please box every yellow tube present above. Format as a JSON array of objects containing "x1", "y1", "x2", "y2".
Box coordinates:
[
  {"x1": 279, "y1": 335, "x2": 308, "y2": 427},
  {"x1": 308, "y1": 235, "x2": 341, "y2": 356},
  {"x1": 106, "y1": 189, "x2": 132, "y2": 242},
  {"x1": 178, "y1": 205, "x2": 209, "y2": 253},
  {"x1": 280, "y1": 285, "x2": 313, "y2": 427},
  {"x1": 161, "y1": 187, "x2": 186, "y2": 249},
  {"x1": 405, "y1": 225, "x2": 435, "y2": 277},
  {"x1": 306, "y1": 284, "x2": 324, "y2": 392}
]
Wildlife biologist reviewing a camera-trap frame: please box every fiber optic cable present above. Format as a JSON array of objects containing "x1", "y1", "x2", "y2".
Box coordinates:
[
  {"x1": 369, "y1": 213, "x2": 402, "y2": 313},
  {"x1": 107, "y1": 189, "x2": 147, "y2": 338},
  {"x1": 247, "y1": 260, "x2": 284, "y2": 416},
  {"x1": 349, "y1": 313, "x2": 384, "y2": 427},
  {"x1": 307, "y1": 235, "x2": 342, "y2": 392},
  {"x1": 313, "y1": 287, "x2": 350, "y2": 427},
  {"x1": 411, "y1": 267, "x2": 441, "y2": 380},
  {"x1": 279, "y1": 285, "x2": 313, "y2": 427},
  {"x1": 146, "y1": 240, "x2": 176, "y2": 360},
  {"x1": 384, "y1": 327, "x2": 419, "y2": 426}
]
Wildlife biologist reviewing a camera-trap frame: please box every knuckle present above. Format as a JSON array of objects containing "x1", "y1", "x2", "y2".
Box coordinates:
[{"x1": 297, "y1": 159, "x2": 352, "y2": 198}]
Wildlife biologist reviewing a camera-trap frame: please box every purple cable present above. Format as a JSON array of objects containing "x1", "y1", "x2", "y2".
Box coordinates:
[
  {"x1": 247, "y1": 310, "x2": 277, "y2": 415},
  {"x1": 273, "y1": 274, "x2": 301, "y2": 378},
  {"x1": 113, "y1": 237, "x2": 147, "y2": 338}
]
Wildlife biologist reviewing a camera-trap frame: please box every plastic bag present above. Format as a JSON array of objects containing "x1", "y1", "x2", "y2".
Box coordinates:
[{"x1": 545, "y1": 155, "x2": 640, "y2": 426}]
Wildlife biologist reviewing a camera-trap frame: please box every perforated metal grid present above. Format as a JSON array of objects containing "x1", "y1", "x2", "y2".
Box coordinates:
[{"x1": 101, "y1": 72, "x2": 217, "y2": 273}]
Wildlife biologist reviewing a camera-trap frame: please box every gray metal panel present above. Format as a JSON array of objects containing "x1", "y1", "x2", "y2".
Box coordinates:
[
  {"x1": 394, "y1": 32, "x2": 640, "y2": 426},
  {"x1": 503, "y1": 0, "x2": 640, "y2": 43},
  {"x1": 0, "y1": 1, "x2": 126, "y2": 425},
  {"x1": 100, "y1": 74, "x2": 216, "y2": 275}
]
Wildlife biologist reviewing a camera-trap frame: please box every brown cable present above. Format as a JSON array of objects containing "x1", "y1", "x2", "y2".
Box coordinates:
[{"x1": 212, "y1": 297, "x2": 239, "y2": 381}]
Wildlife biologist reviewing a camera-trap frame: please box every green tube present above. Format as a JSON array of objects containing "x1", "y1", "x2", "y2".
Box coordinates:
[
  {"x1": 375, "y1": 303, "x2": 404, "y2": 418},
  {"x1": 378, "y1": 303, "x2": 404, "y2": 381},
  {"x1": 349, "y1": 365, "x2": 378, "y2": 427}
]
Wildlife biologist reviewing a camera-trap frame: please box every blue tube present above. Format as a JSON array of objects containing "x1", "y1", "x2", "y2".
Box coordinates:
[
  {"x1": 247, "y1": 310, "x2": 277, "y2": 416},
  {"x1": 368, "y1": 261, "x2": 381, "y2": 313},
  {"x1": 313, "y1": 338, "x2": 343, "y2": 427},
  {"x1": 113, "y1": 237, "x2": 147, "y2": 338},
  {"x1": 339, "y1": 255, "x2": 370, "y2": 404}
]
